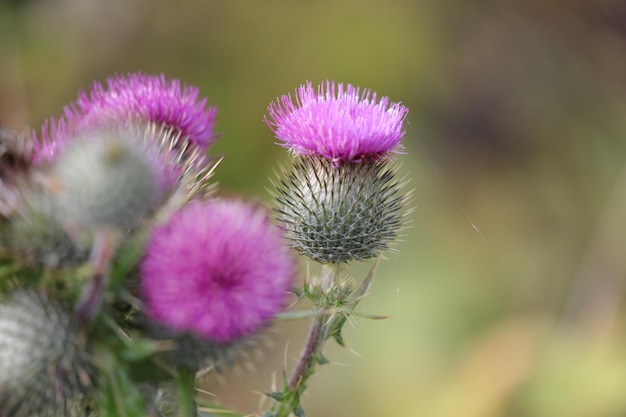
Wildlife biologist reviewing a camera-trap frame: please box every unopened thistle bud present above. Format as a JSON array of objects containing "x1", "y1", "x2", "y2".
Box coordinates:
[
  {"x1": 0, "y1": 290, "x2": 93, "y2": 417},
  {"x1": 266, "y1": 81, "x2": 409, "y2": 263}
]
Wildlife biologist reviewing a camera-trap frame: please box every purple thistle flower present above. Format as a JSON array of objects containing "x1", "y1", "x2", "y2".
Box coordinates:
[
  {"x1": 33, "y1": 72, "x2": 218, "y2": 164},
  {"x1": 265, "y1": 80, "x2": 409, "y2": 164},
  {"x1": 140, "y1": 199, "x2": 295, "y2": 343}
]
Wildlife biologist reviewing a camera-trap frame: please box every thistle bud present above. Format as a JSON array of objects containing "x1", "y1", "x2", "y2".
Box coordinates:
[
  {"x1": 50, "y1": 129, "x2": 165, "y2": 233},
  {"x1": 275, "y1": 156, "x2": 405, "y2": 263},
  {"x1": 0, "y1": 290, "x2": 93, "y2": 417}
]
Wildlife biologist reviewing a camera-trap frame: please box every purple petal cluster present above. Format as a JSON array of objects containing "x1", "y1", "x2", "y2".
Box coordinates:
[
  {"x1": 265, "y1": 80, "x2": 408, "y2": 164},
  {"x1": 73, "y1": 73, "x2": 218, "y2": 148},
  {"x1": 32, "y1": 117, "x2": 72, "y2": 165},
  {"x1": 33, "y1": 72, "x2": 218, "y2": 164},
  {"x1": 140, "y1": 199, "x2": 295, "y2": 343}
]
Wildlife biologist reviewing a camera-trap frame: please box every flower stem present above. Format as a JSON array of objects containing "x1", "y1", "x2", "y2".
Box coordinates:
[
  {"x1": 176, "y1": 366, "x2": 197, "y2": 417},
  {"x1": 288, "y1": 314, "x2": 326, "y2": 391},
  {"x1": 272, "y1": 264, "x2": 340, "y2": 417},
  {"x1": 75, "y1": 229, "x2": 117, "y2": 326}
]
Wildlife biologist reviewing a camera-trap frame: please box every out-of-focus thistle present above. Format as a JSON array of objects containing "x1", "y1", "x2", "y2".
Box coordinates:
[
  {"x1": 0, "y1": 290, "x2": 93, "y2": 417},
  {"x1": 139, "y1": 199, "x2": 295, "y2": 371},
  {"x1": 49, "y1": 128, "x2": 170, "y2": 235},
  {"x1": 0, "y1": 73, "x2": 411, "y2": 417},
  {"x1": 33, "y1": 72, "x2": 219, "y2": 199},
  {"x1": 266, "y1": 80, "x2": 410, "y2": 263},
  {"x1": 0, "y1": 127, "x2": 32, "y2": 219}
]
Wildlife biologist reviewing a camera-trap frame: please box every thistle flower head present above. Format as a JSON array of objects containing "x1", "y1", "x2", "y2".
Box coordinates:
[
  {"x1": 140, "y1": 199, "x2": 295, "y2": 343},
  {"x1": 0, "y1": 290, "x2": 93, "y2": 417},
  {"x1": 73, "y1": 72, "x2": 218, "y2": 149},
  {"x1": 33, "y1": 72, "x2": 218, "y2": 165},
  {"x1": 265, "y1": 80, "x2": 408, "y2": 164},
  {"x1": 275, "y1": 156, "x2": 406, "y2": 263}
]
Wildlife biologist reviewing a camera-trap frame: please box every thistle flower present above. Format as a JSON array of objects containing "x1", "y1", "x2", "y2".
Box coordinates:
[
  {"x1": 73, "y1": 73, "x2": 217, "y2": 149},
  {"x1": 32, "y1": 73, "x2": 218, "y2": 199},
  {"x1": 0, "y1": 290, "x2": 93, "y2": 417},
  {"x1": 268, "y1": 81, "x2": 409, "y2": 263},
  {"x1": 140, "y1": 199, "x2": 295, "y2": 344},
  {"x1": 265, "y1": 80, "x2": 408, "y2": 164}
]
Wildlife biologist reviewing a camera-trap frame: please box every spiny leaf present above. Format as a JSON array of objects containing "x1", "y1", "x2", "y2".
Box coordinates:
[
  {"x1": 265, "y1": 391, "x2": 285, "y2": 402},
  {"x1": 352, "y1": 260, "x2": 379, "y2": 302},
  {"x1": 294, "y1": 404, "x2": 305, "y2": 417},
  {"x1": 316, "y1": 353, "x2": 330, "y2": 365}
]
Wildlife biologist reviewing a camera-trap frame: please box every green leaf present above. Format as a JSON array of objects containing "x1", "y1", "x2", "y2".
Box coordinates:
[
  {"x1": 351, "y1": 260, "x2": 378, "y2": 302},
  {"x1": 351, "y1": 311, "x2": 389, "y2": 320},
  {"x1": 316, "y1": 353, "x2": 330, "y2": 365},
  {"x1": 274, "y1": 309, "x2": 322, "y2": 320},
  {"x1": 289, "y1": 286, "x2": 305, "y2": 298},
  {"x1": 126, "y1": 359, "x2": 172, "y2": 382},
  {"x1": 328, "y1": 315, "x2": 348, "y2": 347},
  {"x1": 198, "y1": 403, "x2": 246, "y2": 416},
  {"x1": 96, "y1": 352, "x2": 146, "y2": 417},
  {"x1": 109, "y1": 229, "x2": 149, "y2": 289},
  {"x1": 293, "y1": 404, "x2": 305, "y2": 417},
  {"x1": 265, "y1": 391, "x2": 285, "y2": 402},
  {"x1": 119, "y1": 338, "x2": 162, "y2": 362}
]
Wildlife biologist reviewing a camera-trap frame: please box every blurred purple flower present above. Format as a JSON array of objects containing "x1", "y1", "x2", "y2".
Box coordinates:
[
  {"x1": 140, "y1": 199, "x2": 295, "y2": 343},
  {"x1": 265, "y1": 80, "x2": 408, "y2": 164},
  {"x1": 32, "y1": 117, "x2": 72, "y2": 165},
  {"x1": 33, "y1": 72, "x2": 218, "y2": 164}
]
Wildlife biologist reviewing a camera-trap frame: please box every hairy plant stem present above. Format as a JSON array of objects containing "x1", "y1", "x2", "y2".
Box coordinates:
[
  {"x1": 176, "y1": 366, "x2": 196, "y2": 417},
  {"x1": 75, "y1": 229, "x2": 117, "y2": 326},
  {"x1": 273, "y1": 264, "x2": 341, "y2": 417}
]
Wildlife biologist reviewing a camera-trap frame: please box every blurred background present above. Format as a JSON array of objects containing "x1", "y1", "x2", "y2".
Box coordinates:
[{"x1": 3, "y1": 0, "x2": 626, "y2": 416}]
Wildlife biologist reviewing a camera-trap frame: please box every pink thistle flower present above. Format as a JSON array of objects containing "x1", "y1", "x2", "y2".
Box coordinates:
[
  {"x1": 265, "y1": 80, "x2": 409, "y2": 164},
  {"x1": 140, "y1": 199, "x2": 295, "y2": 343},
  {"x1": 33, "y1": 72, "x2": 218, "y2": 164}
]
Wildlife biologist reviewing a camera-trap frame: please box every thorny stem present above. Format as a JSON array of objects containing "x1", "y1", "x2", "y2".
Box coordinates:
[
  {"x1": 288, "y1": 315, "x2": 326, "y2": 391},
  {"x1": 272, "y1": 264, "x2": 340, "y2": 417},
  {"x1": 75, "y1": 229, "x2": 117, "y2": 326}
]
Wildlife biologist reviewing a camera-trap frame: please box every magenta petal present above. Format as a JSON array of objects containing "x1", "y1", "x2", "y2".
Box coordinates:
[
  {"x1": 140, "y1": 199, "x2": 295, "y2": 343},
  {"x1": 265, "y1": 80, "x2": 408, "y2": 163}
]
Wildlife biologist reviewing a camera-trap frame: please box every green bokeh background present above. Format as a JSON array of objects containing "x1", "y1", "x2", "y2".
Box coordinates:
[{"x1": 3, "y1": 1, "x2": 626, "y2": 416}]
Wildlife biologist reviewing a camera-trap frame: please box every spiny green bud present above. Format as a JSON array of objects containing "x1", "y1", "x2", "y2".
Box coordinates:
[
  {"x1": 51, "y1": 131, "x2": 164, "y2": 233},
  {"x1": 275, "y1": 156, "x2": 406, "y2": 263},
  {"x1": 0, "y1": 290, "x2": 93, "y2": 417},
  {"x1": 2, "y1": 190, "x2": 89, "y2": 268}
]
